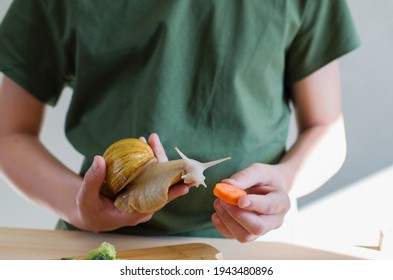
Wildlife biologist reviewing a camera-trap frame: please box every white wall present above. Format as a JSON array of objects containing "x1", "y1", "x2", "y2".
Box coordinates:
[
  {"x1": 0, "y1": 0, "x2": 83, "y2": 229},
  {"x1": 299, "y1": 0, "x2": 393, "y2": 206},
  {"x1": 0, "y1": 0, "x2": 392, "y2": 229}
]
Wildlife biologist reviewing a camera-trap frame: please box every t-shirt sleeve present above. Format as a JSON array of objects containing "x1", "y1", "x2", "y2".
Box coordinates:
[
  {"x1": 285, "y1": 0, "x2": 360, "y2": 85},
  {"x1": 0, "y1": 0, "x2": 66, "y2": 105}
]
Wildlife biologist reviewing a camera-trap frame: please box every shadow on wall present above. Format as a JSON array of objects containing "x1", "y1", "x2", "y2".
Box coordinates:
[{"x1": 298, "y1": 0, "x2": 393, "y2": 207}]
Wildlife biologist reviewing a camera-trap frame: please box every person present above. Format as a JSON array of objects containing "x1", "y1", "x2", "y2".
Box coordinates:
[{"x1": 0, "y1": 0, "x2": 359, "y2": 242}]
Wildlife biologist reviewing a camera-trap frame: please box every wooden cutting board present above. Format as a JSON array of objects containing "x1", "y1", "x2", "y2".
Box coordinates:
[
  {"x1": 70, "y1": 243, "x2": 223, "y2": 260},
  {"x1": 1, "y1": 228, "x2": 372, "y2": 259}
]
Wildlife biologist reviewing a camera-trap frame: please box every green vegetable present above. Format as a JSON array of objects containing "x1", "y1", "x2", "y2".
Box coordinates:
[
  {"x1": 61, "y1": 241, "x2": 117, "y2": 260},
  {"x1": 84, "y1": 242, "x2": 117, "y2": 260}
]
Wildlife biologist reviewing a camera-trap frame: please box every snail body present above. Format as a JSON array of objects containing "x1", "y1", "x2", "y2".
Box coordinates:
[{"x1": 101, "y1": 138, "x2": 230, "y2": 213}]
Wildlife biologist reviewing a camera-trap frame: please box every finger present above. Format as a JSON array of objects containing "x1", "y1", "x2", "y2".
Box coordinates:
[
  {"x1": 98, "y1": 199, "x2": 155, "y2": 229},
  {"x1": 211, "y1": 212, "x2": 234, "y2": 239},
  {"x1": 238, "y1": 192, "x2": 291, "y2": 215},
  {"x1": 218, "y1": 200, "x2": 265, "y2": 240},
  {"x1": 212, "y1": 200, "x2": 234, "y2": 239},
  {"x1": 167, "y1": 183, "x2": 190, "y2": 201},
  {"x1": 220, "y1": 199, "x2": 277, "y2": 237},
  {"x1": 139, "y1": 136, "x2": 147, "y2": 143},
  {"x1": 148, "y1": 133, "x2": 168, "y2": 162},
  {"x1": 214, "y1": 200, "x2": 259, "y2": 242},
  {"x1": 224, "y1": 163, "x2": 283, "y2": 191},
  {"x1": 80, "y1": 156, "x2": 106, "y2": 199}
]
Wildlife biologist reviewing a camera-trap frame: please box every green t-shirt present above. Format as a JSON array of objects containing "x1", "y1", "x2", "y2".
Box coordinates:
[{"x1": 0, "y1": 0, "x2": 359, "y2": 237}]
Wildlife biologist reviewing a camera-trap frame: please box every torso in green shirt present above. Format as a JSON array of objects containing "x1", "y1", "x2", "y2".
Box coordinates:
[{"x1": 0, "y1": 0, "x2": 359, "y2": 236}]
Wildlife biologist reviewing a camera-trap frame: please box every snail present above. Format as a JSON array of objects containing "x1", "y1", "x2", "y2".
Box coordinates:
[{"x1": 100, "y1": 138, "x2": 231, "y2": 213}]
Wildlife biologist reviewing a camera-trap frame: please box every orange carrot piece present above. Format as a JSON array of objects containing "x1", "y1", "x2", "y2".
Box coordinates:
[{"x1": 213, "y1": 182, "x2": 247, "y2": 205}]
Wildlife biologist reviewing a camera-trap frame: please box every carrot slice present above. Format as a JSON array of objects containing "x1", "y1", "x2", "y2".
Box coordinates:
[{"x1": 213, "y1": 182, "x2": 247, "y2": 205}]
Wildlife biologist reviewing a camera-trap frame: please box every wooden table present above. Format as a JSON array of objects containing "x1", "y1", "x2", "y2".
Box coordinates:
[{"x1": 0, "y1": 227, "x2": 377, "y2": 260}]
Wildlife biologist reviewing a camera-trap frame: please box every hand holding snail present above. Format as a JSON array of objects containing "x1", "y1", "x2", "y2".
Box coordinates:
[{"x1": 101, "y1": 137, "x2": 231, "y2": 213}]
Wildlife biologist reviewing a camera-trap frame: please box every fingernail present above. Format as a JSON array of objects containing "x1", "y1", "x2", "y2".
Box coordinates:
[
  {"x1": 211, "y1": 213, "x2": 221, "y2": 225},
  {"x1": 92, "y1": 156, "x2": 99, "y2": 171},
  {"x1": 150, "y1": 133, "x2": 159, "y2": 141},
  {"x1": 238, "y1": 198, "x2": 251, "y2": 208},
  {"x1": 223, "y1": 178, "x2": 239, "y2": 187}
]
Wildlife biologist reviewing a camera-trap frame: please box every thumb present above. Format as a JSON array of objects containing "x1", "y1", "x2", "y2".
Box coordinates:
[
  {"x1": 223, "y1": 163, "x2": 264, "y2": 190},
  {"x1": 81, "y1": 156, "x2": 106, "y2": 197},
  {"x1": 223, "y1": 163, "x2": 281, "y2": 190}
]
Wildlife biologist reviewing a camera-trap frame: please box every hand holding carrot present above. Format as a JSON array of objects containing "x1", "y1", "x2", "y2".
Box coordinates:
[{"x1": 212, "y1": 163, "x2": 291, "y2": 243}]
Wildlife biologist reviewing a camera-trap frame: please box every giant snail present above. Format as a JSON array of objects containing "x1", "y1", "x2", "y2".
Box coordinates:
[{"x1": 100, "y1": 138, "x2": 231, "y2": 213}]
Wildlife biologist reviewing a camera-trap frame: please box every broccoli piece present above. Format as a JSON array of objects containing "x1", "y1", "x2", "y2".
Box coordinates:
[{"x1": 84, "y1": 242, "x2": 117, "y2": 260}]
